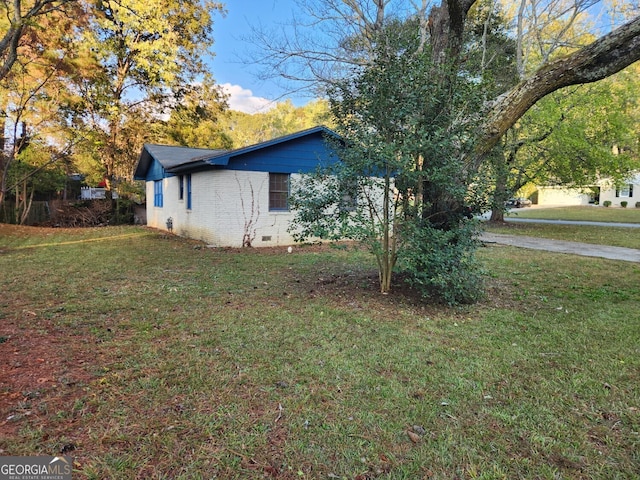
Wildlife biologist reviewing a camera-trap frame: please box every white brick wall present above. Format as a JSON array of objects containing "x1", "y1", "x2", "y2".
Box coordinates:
[
  {"x1": 146, "y1": 171, "x2": 302, "y2": 247},
  {"x1": 146, "y1": 177, "x2": 179, "y2": 231}
]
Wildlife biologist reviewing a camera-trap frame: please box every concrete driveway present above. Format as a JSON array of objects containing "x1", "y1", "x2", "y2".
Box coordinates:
[
  {"x1": 481, "y1": 232, "x2": 640, "y2": 263},
  {"x1": 506, "y1": 217, "x2": 640, "y2": 228}
]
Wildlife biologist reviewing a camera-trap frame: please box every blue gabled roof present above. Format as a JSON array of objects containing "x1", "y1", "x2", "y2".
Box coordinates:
[
  {"x1": 167, "y1": 126, "x2": 340, "y2": 174},
  {"x1": 133, "y1": 126, "x2": 340, "y2": 181},
  {"x1": 134, "y1": 144, "x2": 228, "y2": 180}
]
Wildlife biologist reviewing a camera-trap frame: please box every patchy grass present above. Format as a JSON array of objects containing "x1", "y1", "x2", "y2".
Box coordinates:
[
  {"x1": 507, "y1": 206, "x2": 640, "y2": 223},
  {"x1": 484, "y1": 223, "x2": 640, "y2": 249},
  {"x1": 1, "y1": 225, "x2": 639, "y2": 479}
]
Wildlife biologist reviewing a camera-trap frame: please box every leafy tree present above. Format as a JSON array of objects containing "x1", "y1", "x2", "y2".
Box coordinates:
[
  {"x1": 249, "y1": 0, "x2": 640, "y2": 165},
  {"x1": 0, "y1": 0, "x2": 77, "y2": 81},
  {"x1": 288, "y1": 4, "x2": 518, "y2": 302},
  {"x1": 158, "y1": 75, "x2": 233, "y2": 149},
  {"x1": 276, "y1": 0, "x2": 639, "y2": 302},
  {"x1": 290, "y1": 28, "x2": 485, "y2": 303},
  {"x1": 0, "y1": 0, "x2": 86, "y2": 208},
  {"x1": 223, "y1": 99, "x2": 331, "y2": 148},
  {"x1": 70, "y1": 102, "x2": 157, "y2": 186},
  {"x1": 479, "y1": 16, "x2": 639, "y2": 161},
  {"x1": 6, "y1": 141, "x2": 68, "y2": 224},
  {"x1": 65, "y1": 0, "x2": 225, "y2": 193},
  {"x1": 527, "y1": 80, "x2": 638, "y2": 185},
  {"x1": 488, "y1": 63, "x2": 640, "y2": 220},
  {"x1": 484, "y1": 0, "x2": 640, "y2": 220}
]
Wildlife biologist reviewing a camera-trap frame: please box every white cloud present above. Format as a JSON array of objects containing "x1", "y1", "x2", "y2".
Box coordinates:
[{"x1": 221, "y1": 83, "x2": 276, "y2": 114}]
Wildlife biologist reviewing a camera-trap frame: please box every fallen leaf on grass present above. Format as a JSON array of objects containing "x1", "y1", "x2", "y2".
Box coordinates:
[
  {"x1": 407, "y1": 430, "x2": 421, "y2": 443},
  {"x1": 263, "y1": 465, "x2": 279, "y2": 477}
]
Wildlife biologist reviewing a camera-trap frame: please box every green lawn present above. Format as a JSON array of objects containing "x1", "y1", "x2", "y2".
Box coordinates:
[
  {"x1": 507, "y1": 205, "x2": 640, "y2": 223},
  {"x1": 1, "y1": 225, "x2": 639, "y2": 479},
  {"x1": 486, "y1": 206, "x2": 640, "y2": 249}
]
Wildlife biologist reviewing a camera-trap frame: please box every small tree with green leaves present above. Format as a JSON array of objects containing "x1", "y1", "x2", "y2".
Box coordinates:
[
  {"x1": 290, "y1": 28, "x2": 486, "y2": 303},
  {"x1": 7, "y1": 142, "x2": 67, "y2": 224},
  {"x1": 289, "y1": 134, "x2": 405, "y2": 294}
]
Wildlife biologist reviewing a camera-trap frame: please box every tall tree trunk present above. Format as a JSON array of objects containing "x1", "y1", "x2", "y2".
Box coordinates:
[
  {"x1": 515, "y1": 0, "x2": 527, "y2": 79},
  {"x1": 490, "y1": 145, "x2": 509, "y2": 222},
  {"x1": 18, "y1": 181, "x2": 34, "y2": 225},
  {"x1": 428, "y1": 0, "x2": 475, "y2": 64},
  {"x1": 0, "y1": 159, "x2": 5, "y2": 208},
  {"x1": 489, "y1": 172, "x2": 507, "y2": 222},
  {"x1": 490, "y1": 132, "x2": 518, "y2": 222},
  {"x1": 380, "y1": 171, "x2": 393, "y2": 293},
  {"x1": 0, "y1": 99, "x2": 7, "y2": 208}
]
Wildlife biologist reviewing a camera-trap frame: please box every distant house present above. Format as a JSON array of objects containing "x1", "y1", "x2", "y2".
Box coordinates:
[
  {"x1": 599, "y1": 173, "x2": 640, "y2": 207},
  {"x1": 133, "y1": 126, "x2": 340, "y2": 247},
  {"x1": 534, "y1": 186, "x2": 594, "y2": 206},
  {"x1": 534, "y1": 173, "x2": 640, "y2": 207}
]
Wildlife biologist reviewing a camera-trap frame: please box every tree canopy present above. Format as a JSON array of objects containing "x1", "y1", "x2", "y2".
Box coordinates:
[
  {"x1": 248, "y1": 0, "x2": 639, "y2": 161},
  {"x1": 267, "y1": 0, "x2": 639, "y2": 300},
  {"x1": 0, "y1": 0, "x2": 229, "y2": 212}
]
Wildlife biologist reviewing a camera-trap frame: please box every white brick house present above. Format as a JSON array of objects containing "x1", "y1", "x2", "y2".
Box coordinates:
[
  {"x1": 533, "y1": 173, "x2": 640, "y2": 207},
  {"x1": 133, "y1": 127, "x2": 340, "y2": 247},
  {"x1": 599, "y1": 173, "x2": 640, "y2": 207}
]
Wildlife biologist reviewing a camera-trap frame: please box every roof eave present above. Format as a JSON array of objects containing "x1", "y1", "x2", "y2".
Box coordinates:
[
  {"x1": 166, "y1": 159, "x2": 222, "y2": 174},
  {"x1": 133, "y1": 146, "x2": 152, "y2": 180}
]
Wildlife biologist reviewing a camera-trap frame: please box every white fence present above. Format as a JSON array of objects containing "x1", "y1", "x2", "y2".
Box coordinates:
[{"x1": 80, "y1": 187, "x2": 118, "y2": 200}]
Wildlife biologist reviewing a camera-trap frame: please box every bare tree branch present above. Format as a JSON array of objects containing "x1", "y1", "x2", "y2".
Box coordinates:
[{"x1": 242, "y1": 0, "x2": 396, "y2": 95}]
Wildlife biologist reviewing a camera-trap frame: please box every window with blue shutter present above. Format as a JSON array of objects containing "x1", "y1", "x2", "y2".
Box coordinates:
[
  {"x1": 154, "y1": 180, "x2": 163, "y2": 207},
  {"x1": 186, "y1": 174, "x2": 192, "y2": 210}
]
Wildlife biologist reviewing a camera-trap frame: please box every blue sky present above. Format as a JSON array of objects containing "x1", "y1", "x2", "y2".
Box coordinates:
[
  {"x1": 209, "y1": 0, "x2": 615, "y2": 113},
  {"x1": 211, "y1": 0, "x2": 305, "y2": 113}
]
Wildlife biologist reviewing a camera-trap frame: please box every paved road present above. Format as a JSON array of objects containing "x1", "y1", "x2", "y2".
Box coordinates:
[
  {"x1": 506, "y1": 217, "x2": 640, "y2": 228},
  {"x1": 481, "y1": 232, "x2": 640, "y2": 263}
]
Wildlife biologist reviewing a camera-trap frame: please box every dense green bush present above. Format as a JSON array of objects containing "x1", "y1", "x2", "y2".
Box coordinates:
[
  {"x1": 620, "y1": 201, "x2": 628, "y2": 208},
  {"x1": 603, "y1": 200, "x2": 612, "y2": 207},
  {"x1": 396, "y1": 221, "x2": 484, "y2": 305},
  {"x1": 290, "y1": 29, "x2": 486, "y2": 302}
]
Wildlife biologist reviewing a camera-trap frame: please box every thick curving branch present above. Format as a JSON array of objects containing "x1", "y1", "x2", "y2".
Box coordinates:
[{"x1": 478, "y1": 15, "x2": 640, "y2": 160}]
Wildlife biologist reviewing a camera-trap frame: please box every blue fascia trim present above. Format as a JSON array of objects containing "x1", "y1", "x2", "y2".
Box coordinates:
[
  {"x1": 158, "y1": 126, "x2": 341, "y2": 176},
  {"x1": 199, "y1": 126, "x2": 339, "y2": 168}
]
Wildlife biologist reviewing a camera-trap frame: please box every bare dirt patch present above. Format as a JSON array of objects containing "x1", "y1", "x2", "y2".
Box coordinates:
[{"x1": 0, "y1": 312, "x2": 98, "y2": 449}]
